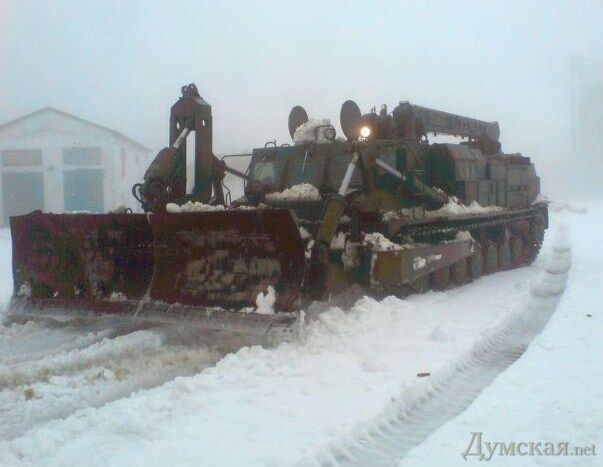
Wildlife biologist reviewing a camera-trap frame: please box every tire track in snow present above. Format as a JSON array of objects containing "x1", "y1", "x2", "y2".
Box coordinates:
[
  {"x1": 0, "y1": 329, "x2": 165, "y2": 388},
  {"x1": 311, "y1": 227, "x2": 571, "y2": 466},
  {"x1": 0, "y1": 321, "x2": 114, "y2": 365},
  {"x1": 0, "y1": 320, "x2": 225, "y2": 441}
]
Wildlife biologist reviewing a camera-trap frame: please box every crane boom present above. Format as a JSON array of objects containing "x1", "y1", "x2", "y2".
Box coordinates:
[{"x1": 394, "y1": 101, "x2": 500, "y2": 142}]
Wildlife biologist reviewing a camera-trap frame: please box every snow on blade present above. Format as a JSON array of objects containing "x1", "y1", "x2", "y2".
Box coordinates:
[
  {"x1": 293, "y1": 119, "x2": 333, "y2": 144},
  {"x1": 165, "y1": 202, "x2": 225, "y2": 213},
  {"x1": 265, "y1": 183, "x2": 322, "y2": 202},
  {"x1": 255, "y1": 286, "x2": 276, "y2": 315}
]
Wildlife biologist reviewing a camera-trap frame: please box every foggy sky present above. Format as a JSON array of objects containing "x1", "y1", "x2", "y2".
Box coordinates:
[{"x1": 1, "y1": 0, "x2": 602, "y2": 199}]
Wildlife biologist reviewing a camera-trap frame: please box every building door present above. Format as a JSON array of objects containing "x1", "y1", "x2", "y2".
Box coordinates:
[
  {"x1": 2, "y1": 172, "x2": 44, "y2": 225},
  {"x1": 63, "y1": 169, "x2": 104, "y2": 212}
]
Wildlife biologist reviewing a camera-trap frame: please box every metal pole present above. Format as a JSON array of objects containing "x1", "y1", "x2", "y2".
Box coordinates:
[
  {"x1": 338, "y1": 152, "x2": 359, "y2": 196},
  {"x1": 375, "y1": 158, "x2": 406, "y2": 181},
  {"x1": 375, "y1": 157, "x2": 448, "y2": 205},
  {"x1": 224, "y1": 165, "x2": 249, "y2": 180}
]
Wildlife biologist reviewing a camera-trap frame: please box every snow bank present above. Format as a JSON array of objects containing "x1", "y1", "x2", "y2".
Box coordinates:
[
  {"x1": 165, "y1": 202, "x2": 225, "y2": 213},
  {"x1": 293, "y1": 119, "x2": 334, "y2": 145},
  {"x1": 265, "y1": 183, "x2": 322, "y2": 202}
]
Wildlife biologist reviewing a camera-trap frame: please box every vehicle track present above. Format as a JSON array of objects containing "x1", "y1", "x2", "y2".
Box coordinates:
[
  {"x1": 310, "y1": 227, "x2": 571, "y2": 466},
  {"x1": 0, "y1": 319, "x2": 225, "y2": 440}
]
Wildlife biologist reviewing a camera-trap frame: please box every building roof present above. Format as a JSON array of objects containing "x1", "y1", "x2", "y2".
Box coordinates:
[{"x1": 0, "y1": 106, "x2": 151, "y2": 152}]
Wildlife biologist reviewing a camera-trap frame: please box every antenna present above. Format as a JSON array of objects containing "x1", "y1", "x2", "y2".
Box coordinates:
[
  {"x1": 288, "y1": 105, "x2": 309, "y2": 139},
  {"x1": 340, "y1": 100, "x2": 362, "y2": 140}
]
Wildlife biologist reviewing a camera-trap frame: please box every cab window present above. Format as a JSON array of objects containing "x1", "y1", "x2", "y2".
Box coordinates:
[
  {"x1": 287, "y1": 158, "x2": 325, "y2": 187},
  {"x1": 249, "y1": 159, "x2": 285, "y2": 186}
]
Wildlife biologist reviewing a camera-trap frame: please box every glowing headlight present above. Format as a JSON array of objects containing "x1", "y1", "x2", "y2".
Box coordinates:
[{"x1": 360, "y1": 126, "x2": 371, "y2": 138}]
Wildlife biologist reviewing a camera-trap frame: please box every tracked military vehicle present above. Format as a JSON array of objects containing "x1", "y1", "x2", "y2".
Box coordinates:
[{"x1": 8, "y1": 84, "x2": 548, "y2": 341}]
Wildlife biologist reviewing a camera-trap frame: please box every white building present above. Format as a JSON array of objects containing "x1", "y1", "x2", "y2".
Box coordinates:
[{"x1": 0, "y1": 107, "x2": 152, "y2": 226}]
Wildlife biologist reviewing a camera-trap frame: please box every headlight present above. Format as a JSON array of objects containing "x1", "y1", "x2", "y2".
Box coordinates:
[{"x1": 360, "y1": 126, "x2": 371, "y2": 138}]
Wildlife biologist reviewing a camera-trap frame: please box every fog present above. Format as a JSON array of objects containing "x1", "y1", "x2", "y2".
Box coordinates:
[{"x1": 1, "y1": 0, "x2": 602, "y2": 200}]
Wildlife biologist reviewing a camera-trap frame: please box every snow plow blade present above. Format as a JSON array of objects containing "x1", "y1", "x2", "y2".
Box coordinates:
[{"x1": 8, "y1": 209, "x2": 305, "y2": 341}]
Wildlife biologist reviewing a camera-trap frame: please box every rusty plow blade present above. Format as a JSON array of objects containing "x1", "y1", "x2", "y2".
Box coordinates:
[{"x1": 8, "y1": 209, "x2": 306, "y2": 344}]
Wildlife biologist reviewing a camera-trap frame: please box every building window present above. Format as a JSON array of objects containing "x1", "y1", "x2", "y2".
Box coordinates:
[
  {"x1": 62, "y1": 147, "x2": 101, "y2": 165},
  {"x1": 1, "y1": 149, "x2": 42, "y2": 166}
]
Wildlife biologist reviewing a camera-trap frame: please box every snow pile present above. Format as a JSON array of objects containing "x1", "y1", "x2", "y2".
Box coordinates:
[
  {"x1": 412, "y1": 254, "x2": 441, "y2": 271},
  {"x1": 293, "y1": 119, "x2": 334, "y2": 145},
  {"x1": 234, "y1": 204, "x2": 266, "y2": 210},
  {"x1": 165, "y1": 202, "x2": 225, "y2": 213},
  {"x1": 382, "y1": 208, "x2": 417, "y2": 223},
  {"x1": 362, "y1": 232, "x2": 403, "y2": 252},
  {"x1": 298, "y1": 226, "x2": 311, "y2": 240},
  {"x1": 109, "y1": 205, "x2": 130, "y2": 214},
  {"x1": 255, "y1": 286, "x2": 276, "y2": 315},
  {"x1": 109, "y1": 292, "x2": 127, "y2": 302},
  {"x1": 305, "y1": 239, "x2": 315, "y2": 259},
  {"x1": 341, "y1": 241, "x2": 359, "y2": 268},
  {"x1": 382, "y1": 210, "x2": 401, "y2": 223},
  {"x1": 384, "y1": 200, "x2": 503, "y2": 222},
  {"x1": 454, "y1": 230, "x2": 473, "y2": 242},
  {"x1": 426, "y1": 198, "x2": 504, "y2": 218},
  {"x1": 265, "y1": 183, "x2": 322, "y2": 203}
]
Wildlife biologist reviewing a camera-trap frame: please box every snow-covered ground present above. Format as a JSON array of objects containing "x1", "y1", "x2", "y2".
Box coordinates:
[
  {"x1": 399, "y1": 205, "x2": 602, "y2": 466},
  {"x1": 0, "y1": 203, "x2": 600, "y2": 466}
]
